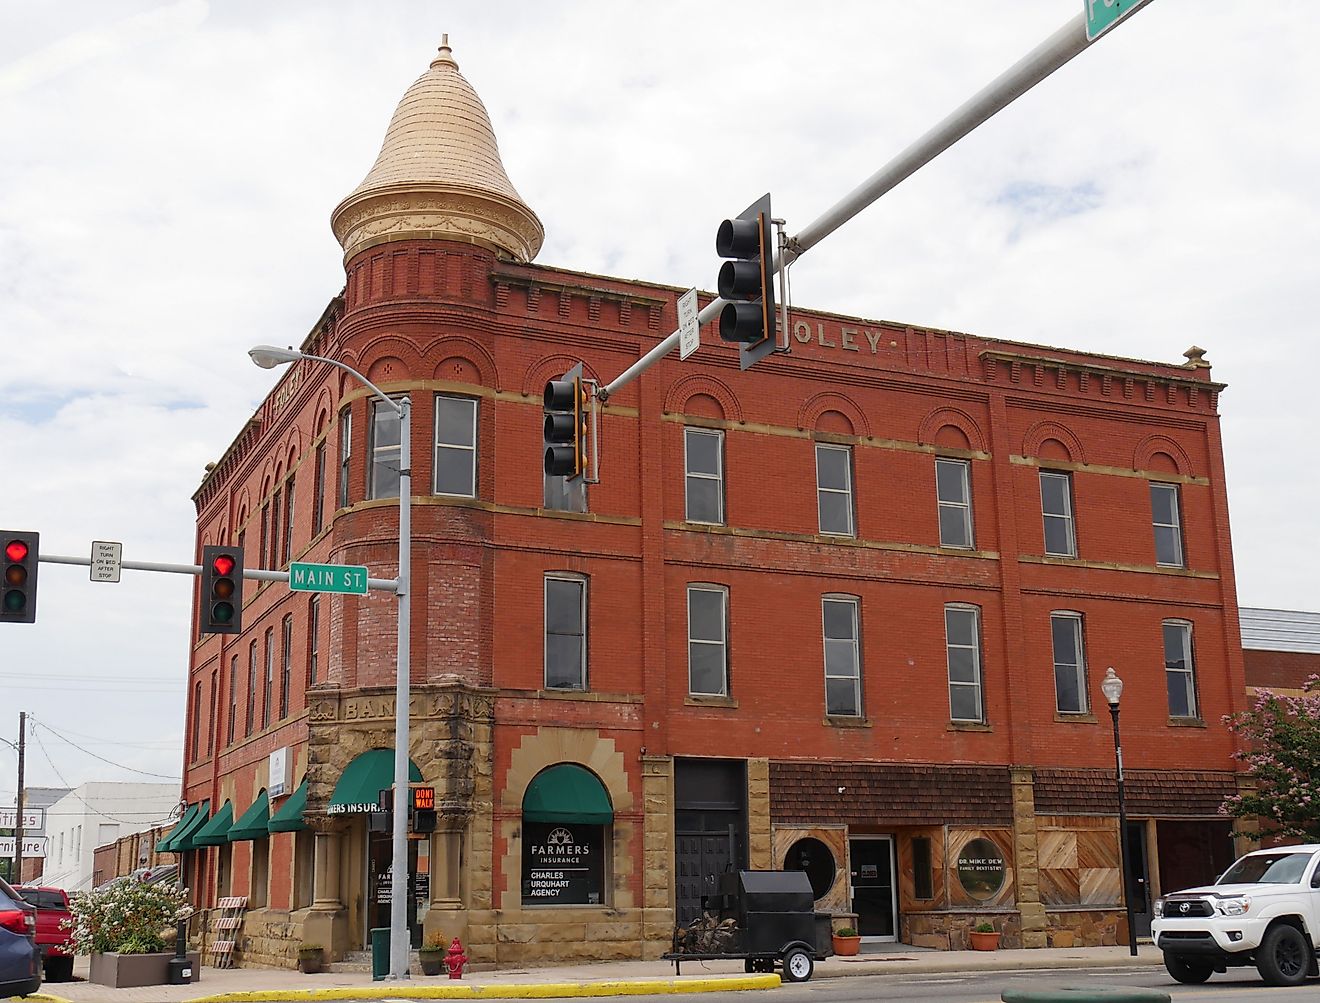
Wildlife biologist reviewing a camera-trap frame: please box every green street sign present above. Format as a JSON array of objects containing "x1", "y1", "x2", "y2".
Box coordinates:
[
  {"x1": 1084, "y1": 0, "x2": 1143, "y2": 41},
  {"x1": 289, "y1": 561, "x2": 369, "y2": 595}
]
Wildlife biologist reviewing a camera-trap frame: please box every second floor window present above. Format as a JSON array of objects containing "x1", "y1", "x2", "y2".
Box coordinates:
[
  {"x1": 1151, "y1": 483, "x2": 1185, "y2": 567},
  {"x1": 191, "y1": 680, "x2": 203, "y2": 761},
  {"x1": 246, "y1": 640, "x2": 258, "y2": 736},
  {"x1": 338, "y1": 408, "x2": 352, "y2": 509},
  {"x1": 434, "y1": 395, "x2": 477, "y2": 496},
  {"x1": 822, "y1": 596, "x2": 861, "y2": 716},
  {"x1": 227, "y1": 656, "x2": 237, "y2": 747},
  {"x1": 544, "y1": 575, "x2": 586, "y2": 690},
  {"x1": 545, "y1": 469, "x2": 587, "y2": 513},
  {"x1": 688, "y1": 585, "x2": 728, "y2": 696},
  {"x1": 945, "y1": 604, "x2": 983, "y2": 723},
  {"x1": 1040, "y1": 471, "x2": 1076, "y2": 557},
  {"x1": 685, "y1": 428, "x2": 724, "y2": 524},
  {"x1": 1163, "y1": 620, "x2": 1198, "y2": 718},
  {"x1": 816, "y1": 445, "x2": 854, "y2": 536},
  {"x1": 369, "y1": 398, "x2": 403, "y2": 499},
  {"x1": 1051, "y1": 612, "x2": 1087, "y2": 714},
  {"x1": 936, "y1": 458, "x2": 974, "y2": 548}
]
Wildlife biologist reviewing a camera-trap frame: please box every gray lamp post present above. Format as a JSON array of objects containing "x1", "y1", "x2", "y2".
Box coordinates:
[
  {"x1": 249, "y1": 345, "x2": 413, "y2": 980},
  {"x1": 1101, "y1": 667, "x2": 1139, "y2": 957}
]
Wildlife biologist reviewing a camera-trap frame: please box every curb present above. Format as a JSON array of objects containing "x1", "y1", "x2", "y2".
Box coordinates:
[{"x1": 183, "y1": 974, "x2": 782, "y2": 1001}]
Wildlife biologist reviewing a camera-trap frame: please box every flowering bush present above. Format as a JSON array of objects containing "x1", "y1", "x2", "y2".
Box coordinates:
[
  {"x1": 1221, "y1": 676, "x2": 1320, "y2": 841},
  {"x1": 67, "y1": 877, "x2": 193, "y2": 955}
]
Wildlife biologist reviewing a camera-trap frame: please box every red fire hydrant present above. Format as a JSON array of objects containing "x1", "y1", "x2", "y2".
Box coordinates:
[{"x1": 444, "y1": 937, "x2": 468, "y2": 979}]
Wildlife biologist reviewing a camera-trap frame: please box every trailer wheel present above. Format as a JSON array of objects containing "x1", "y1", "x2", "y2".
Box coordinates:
[{"x1": 782, "y1": 946, "x2": 814, "y2": 982}]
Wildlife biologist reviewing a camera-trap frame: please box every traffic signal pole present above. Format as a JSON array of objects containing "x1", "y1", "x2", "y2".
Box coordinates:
[{"x1": 599, "y1": 0, "x2": 1154, "y2": 402}]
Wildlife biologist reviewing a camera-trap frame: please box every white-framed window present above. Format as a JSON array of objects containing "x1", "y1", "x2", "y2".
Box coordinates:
[
  {"x1": 822, "y1": 596, "x2": 861, "y2": 716},
  {"x1": 369, "y1": 397, "x2": 404, "y2": 499},
  {"x1": 279, "y1": 614, "x2": 292, "y2": 719},
  {"x1": 1040, "y1": 470, "x2": 1076, "y2": 557},
  {"x1": 337, "y1": 408, "x2": 352, "y2": 509},
  {"x1": 544, "y1": 469, "x2": 587, "y2": 513},
  {"x1": 1150, "y1": 482, "x2": 1185, "y2": 567},
  {"x1": 1051, "y1": 612, "x2": 1087, "y2": 714},
  {"x1": 816, "y1": 444, "x2": 855, "y2": 536},
  {"x1": 262, "y1": 628, "x2": 275, "y2": 728},
  {"x1": 1163, "y1": 620, "x2": 1198, "y2": 718},
  {"x1": 434, "y1": 394, "x2": 477, "y2": 497},
  {"x1": 246, "y1": 640, "x2": 258, "y2": 736},
  {"x1": 936, "y1": 457, "x2": 974, "y2": 549},
  {"x1": 281, "y1": 474, "x2": 295, "y2": 565},
  {"x1": 684, "y1": 428, "x2": 724, "y2": 524},
  {"x1": 307, "y1": 594, "x2": 320, "y2": 686},
  {"x1": 687, "y1": 585, "x2": 729, "y2": 696},
  {"x1": 544, "y1": 574, "x2": 587, "y2": 690},
  {"x1": 312, "y1": 439, "x2": 326, "y2": 533},
  {"x1": 945, "y1": 604, "x2": 983, "y2": 722},
  {"x1": 227, "y1": 655, "x2": 237, "y2": 747}
]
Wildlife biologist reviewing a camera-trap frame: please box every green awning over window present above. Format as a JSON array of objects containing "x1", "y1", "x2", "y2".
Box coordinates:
[
  {"x1": 522, "y1": 764, "x2": 613, "y2": 824},
  {"x1": 169, "y1": 800, "x2": 211, "y2": 852},
  {"x1": 190, "y1": 801, "x2": 234, "y2": 846},
  {"x1": 155, "y1": 803, "x2": 199, "y2": 852},
  {"x1": 228, "y1": 790, "x2": 270, "y2": 842},
  {"x1": 268, "y1": 777, "x2": 308, "y2": 833},
  {"x1": 329, "y1": 749, "x2": 422, "y2": 811}
]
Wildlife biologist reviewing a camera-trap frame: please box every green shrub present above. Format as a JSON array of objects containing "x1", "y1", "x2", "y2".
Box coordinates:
[
  {"x1": 834, "y1": 927, "x2": 858, "y2": 938},
  {"x1": 974, "y1": 921, "x2": 996, "y2": 934}
]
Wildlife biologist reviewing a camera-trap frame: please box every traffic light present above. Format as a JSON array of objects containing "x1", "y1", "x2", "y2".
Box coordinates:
[
  {"x1": 1, "y1": 532, "x2": 39, "y2": 624},
  {"x1": 200, "y1": 545, "x2": 244, "y2": 635},
  {"x1": 543, "y1": 362, "x2": 587, "y2": 480},
  {"x1": 410, "y1": 785, "x2": 437, "y2": 834},
  {"x1": 716, "y1": 192, "x2": 777, "y2": 370}
]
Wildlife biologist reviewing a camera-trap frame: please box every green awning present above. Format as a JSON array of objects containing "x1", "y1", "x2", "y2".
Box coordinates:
[
  {"x1": 155, "y1": 803, "x2": 199, "y2": 852},
  {"x1": 522, "y1": 764, "x2": 613, "y2": 824},
  {"x1": 268, "y1": 777, "x2": 308, "y2": 833},
  {"x1": 228, "y1": 790, "x2": 270, "y2": 842},
  {"x1": 329, "y1": 749, "x2": 422, "y2": 812},
  {"x1": 169, "y1": 800, "x2": 211, "y2": 852},
  {"x1": 190, "y1": 801, "x2": 234, "y2": 846}
]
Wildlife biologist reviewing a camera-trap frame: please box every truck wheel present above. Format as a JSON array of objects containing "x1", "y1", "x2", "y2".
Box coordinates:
[
  {"x1": 1256, "y1": 924, "x2": 1310, "y2": 986},
  {"x1": 782, "y1": 947, "x2": 813, "y2": 983},
  {"x1": 45, "y1": 956, "x2": 74, "y2": 982},
  {"x1": 1163, "y1": 952, "x2": 1212, "y2": 984}
]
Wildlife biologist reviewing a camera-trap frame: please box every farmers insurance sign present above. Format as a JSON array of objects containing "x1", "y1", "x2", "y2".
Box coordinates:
[{"x1": 521, "y1": 822, "x2": 603, "y2": 906}]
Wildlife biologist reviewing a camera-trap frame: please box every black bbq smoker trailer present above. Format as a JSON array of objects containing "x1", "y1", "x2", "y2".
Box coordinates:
[{"x1": 664, "y1": 870, "x2": 834, "y2": 982}]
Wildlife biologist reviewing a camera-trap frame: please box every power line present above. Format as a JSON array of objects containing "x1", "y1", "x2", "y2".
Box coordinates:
[
  {"x1": 31, "y1": 719, "x2": 181, "y2": 782},
  {"x1": 21, "y1": 720, "x2": 181, "y2": 750},
  {"x1": 30, "y1": 729, "x2": 178, "y2": 827}
]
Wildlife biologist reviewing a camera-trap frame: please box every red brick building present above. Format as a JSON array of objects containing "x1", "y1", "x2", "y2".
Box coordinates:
[{"x1": 174, "y1": 41, "x2": 1249, "y2": 966}]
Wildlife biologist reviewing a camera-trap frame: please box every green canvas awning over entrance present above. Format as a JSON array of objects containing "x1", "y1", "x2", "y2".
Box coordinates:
[
  {"x1": 268, "y1": 777, "x2": 308, "y2": 833},
  {"x1": 169, "y1": 800, "x2": 211, "y2": 852},
  {"x1": 190, "y1": 801, "x2": 234, "y2": 846},
  {"x1": 155, "y1": 803, "x2": 199, "y2": 852},
  {"x1": 522, "y1": 764, "x2": 613, "y2": 824},
  {"x1": 329, "y1": 749, "x2": 422, "y2": 812},
  {"x1": 228, "y1": 790, "x2": 270, "y2": 842}
]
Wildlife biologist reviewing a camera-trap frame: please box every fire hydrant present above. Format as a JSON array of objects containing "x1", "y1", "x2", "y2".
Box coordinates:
[{"x1": 444, "y1": 937, "x2": 468, "y2": 979}]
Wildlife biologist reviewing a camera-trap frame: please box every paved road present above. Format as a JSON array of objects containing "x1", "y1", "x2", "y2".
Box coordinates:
[{"x1": 585, "y1": 966, "x2": 1318, "y2": 1002}]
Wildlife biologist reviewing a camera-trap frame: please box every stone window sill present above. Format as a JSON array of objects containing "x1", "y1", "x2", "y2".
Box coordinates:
[
  {"x1": 1168, "y1": 716, "x2": 1206, "y2": 728},
  {"x1": 1054, "y1": 713, "x2": 1097, "y2": 724},
  {"x1": 947, "y1": 721, "x2": 991, "y2": 733},
  {"x1": 824, "y1": 716, "x2": 872, "y2": 729},
  {"x1": 685, "y1": 694, "x2": 738, "y2": 709}
]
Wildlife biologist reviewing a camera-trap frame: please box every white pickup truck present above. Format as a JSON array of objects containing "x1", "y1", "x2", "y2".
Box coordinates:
[{"x1": 1152, "y1": 843, "x2": 1320, "y2": 986}]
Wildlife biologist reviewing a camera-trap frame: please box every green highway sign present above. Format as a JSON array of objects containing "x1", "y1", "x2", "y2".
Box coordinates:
[
  {"x1": 1084, "y1": 0, "x2": 1143, "y2": 42},
  {"x1": 289, "y1": 561, "x2": 369, "y2": 595}
]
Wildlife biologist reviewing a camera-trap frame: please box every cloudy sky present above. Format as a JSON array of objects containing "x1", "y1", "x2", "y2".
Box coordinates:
[{"x1": 2, "y1": 1, "x2": 1316, "y2": 797}]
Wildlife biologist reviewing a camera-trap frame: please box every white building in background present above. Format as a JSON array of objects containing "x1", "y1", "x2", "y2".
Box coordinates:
[{"x1": 36, "y1": 783, "x2": 179, "y2": 893}]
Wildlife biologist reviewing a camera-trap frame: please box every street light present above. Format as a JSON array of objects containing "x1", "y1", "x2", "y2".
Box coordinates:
[
  {"x1": 249, "y1": 345, "x2": 413, "y2": 980},
  {"x1": 1101, "y1": 667, "x2": 1139, "y2": 958}
]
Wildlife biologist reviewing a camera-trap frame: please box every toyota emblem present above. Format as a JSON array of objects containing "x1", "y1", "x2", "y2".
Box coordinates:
[{"x1": 1179, "y1": 902, "x2": 1190, "y2": 914}]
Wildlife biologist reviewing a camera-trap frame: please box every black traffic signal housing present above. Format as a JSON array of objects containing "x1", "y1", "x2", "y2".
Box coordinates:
[
  {"x1": 1, "y1": 531, "x2": 39, "y2": 624},
  {"x1": 410, "y1": 785, "x2": 437, "y2": 835},
  {"x1": 716, "y1": 192, "x2": 777, "y2": 370},
  {"x1": 543, "y1": 362, "x2": 587, "y2": 480},
  {"x1": 200, "y1": 545, "x2": 244, "y2": 635}
]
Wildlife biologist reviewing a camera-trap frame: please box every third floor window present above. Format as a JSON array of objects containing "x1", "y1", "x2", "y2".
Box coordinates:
[
  {"x1": 816, "y1": 445, "x2": 854, "y2": 537},
  {"x1": 685, "y1": 428, "x2": 724, "y2": 525},
  {"x1": 1040, "y1": 471, "x2": 1076, "y2": 557},
  {"x1": 936, "y1": 458, "x2": 974, "y2": 549},
  {"x1": 434, "y1": 395, "x2": 477, "y2": 497},
  {"x1": 369, "y1": 397, "x2": 404, "y2": 499},
  {"x1": 1150, "y1": 482, "x2": 1185, "y2": 567}
]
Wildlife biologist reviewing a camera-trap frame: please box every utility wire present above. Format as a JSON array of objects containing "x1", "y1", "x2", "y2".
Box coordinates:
[
  {"x1": 30, "y1": 729, "x2": 177, "y2": 826},
  {"x1": 31, "y1": 718, "x2": 181, "y2": 781},
  {"x1": 22, "y1": 720, "x2": 181, "y2": 750}
]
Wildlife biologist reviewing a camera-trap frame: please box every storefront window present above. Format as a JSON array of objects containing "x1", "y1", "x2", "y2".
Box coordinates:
[{"x1": 520, "y1": 763, "x2": 613, "y2": 907}]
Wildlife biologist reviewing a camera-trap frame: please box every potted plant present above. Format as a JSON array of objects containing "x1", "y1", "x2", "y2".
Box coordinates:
[
  {"x1": 970, "y1": 921, "x2": 1000, "y2": 951},
  {"x1": 418, "y1": 934, "x2": 446, "y2": 976},
  {"x1": 297, "y1": 943, "x2": 325, "y2": 974},
  {"x1": 831, "y1": 925, "x2": 862, "y2": 957},
  {"x1": 69, "y1": 878, "x2": 197, "y2": 988}
]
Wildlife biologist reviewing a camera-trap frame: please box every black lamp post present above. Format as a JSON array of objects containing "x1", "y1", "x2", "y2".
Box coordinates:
[{"x1": 1102, "y1": 667, "x2": 1139, "y2": 957}]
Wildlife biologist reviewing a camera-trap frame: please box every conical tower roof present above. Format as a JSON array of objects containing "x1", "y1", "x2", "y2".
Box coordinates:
[{"x1": 331, "y1": 38, "x2": 544, "y2": 263}]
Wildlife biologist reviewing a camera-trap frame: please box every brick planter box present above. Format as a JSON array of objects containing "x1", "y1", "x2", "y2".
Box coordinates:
[{"x1": 88, "y1": 951, "x2": 201, "y2": 988}]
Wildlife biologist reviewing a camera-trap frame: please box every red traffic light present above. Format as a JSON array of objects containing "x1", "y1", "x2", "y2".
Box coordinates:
[
  {"x1": 5, "y1": 540, "x2": 28, "y2": 563},
  {"x1": 212, "y1": 553, "x2": 236, "y2": 576}
]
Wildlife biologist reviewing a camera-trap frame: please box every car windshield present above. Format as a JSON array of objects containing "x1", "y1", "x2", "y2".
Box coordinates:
[
  {"x1": 1217, "y1": 851, "x2": 1315, "y2": 885},
  {"x1": 15, "y1": 888, "x2": 65, "y2": 909}
]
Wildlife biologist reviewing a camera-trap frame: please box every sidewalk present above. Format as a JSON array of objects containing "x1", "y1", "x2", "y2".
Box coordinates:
[{"x1": 17, "y1": 946, "x2": 1164, "y2": 1002}]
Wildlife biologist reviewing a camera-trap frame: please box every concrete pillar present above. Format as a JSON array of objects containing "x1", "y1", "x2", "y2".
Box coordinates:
[{"x1": 312, "y1": 826, "x2": 343, "y2": 910}]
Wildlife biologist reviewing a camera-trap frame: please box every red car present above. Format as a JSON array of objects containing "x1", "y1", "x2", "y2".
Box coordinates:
[
  {"x1": 0, "y1": 877, "x2": 40, "y2": 997},
  {"x1": 14, "y1": 886, "x2": 73, "y2": 982}
]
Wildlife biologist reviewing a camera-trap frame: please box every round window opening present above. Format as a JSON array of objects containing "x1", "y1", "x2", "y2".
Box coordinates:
[
  {"x1": 956, "y1": 837, "x2": 1006, "y2": 900},
  {"x1": 784, "y1": 837, "x2": 836, "y2": 900}
]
